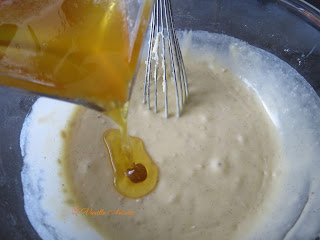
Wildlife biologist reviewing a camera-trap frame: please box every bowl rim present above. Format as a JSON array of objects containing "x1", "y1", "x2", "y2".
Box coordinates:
[{"x1": 280, "y1": 0, "x2": 320, "y2": 30}]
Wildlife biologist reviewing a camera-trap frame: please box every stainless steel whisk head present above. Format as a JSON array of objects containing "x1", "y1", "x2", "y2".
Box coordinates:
[{"x1": 143, "y1": 0, "x2": 188, "y2": 118}]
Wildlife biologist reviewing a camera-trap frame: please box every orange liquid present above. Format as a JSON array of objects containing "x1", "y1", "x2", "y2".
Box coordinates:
[
  {"x1": 0, "y1": 0, "x2": 158, "y2": 198},
  {"x1": 104, "y1": 129, "x2": 158, "y2": 198},
  {"x1": 0, "y1": 0, "x2": 148, "y2": 110}
]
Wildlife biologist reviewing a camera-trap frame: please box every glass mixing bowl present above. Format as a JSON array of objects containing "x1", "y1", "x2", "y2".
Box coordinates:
[{"x1": 0, "y1": 0, "x2": 319, "y2": 239}]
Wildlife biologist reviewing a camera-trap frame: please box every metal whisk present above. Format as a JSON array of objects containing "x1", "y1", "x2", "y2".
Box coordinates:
[{"x1": 143, "y1": 0, "x2": 188, "y2": 118}]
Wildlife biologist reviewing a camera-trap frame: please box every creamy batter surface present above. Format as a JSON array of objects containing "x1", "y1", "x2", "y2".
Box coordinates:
[{"x1": 62, "y1": 40, "x2": 283, "y2": 240}]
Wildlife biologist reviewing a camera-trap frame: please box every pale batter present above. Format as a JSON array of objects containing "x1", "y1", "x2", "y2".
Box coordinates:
[
  {"x1": 21, "y1": 31, "x2": 320, "y2": 240},
  {"x1": 62, "y1": 41, "x2": 283, "y2": 240}
]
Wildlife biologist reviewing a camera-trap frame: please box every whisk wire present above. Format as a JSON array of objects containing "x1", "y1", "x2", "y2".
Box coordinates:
[
  {"x1": 169, "y1": 0, "x2": 188, "y2": 101},
  {"x1": 167, "y1": 0, "x2": 184, "y2": 109},
  {"x1": 143, "y1": 7, "x2": 155, "y2": 109},
  {"x1": 158, "y1": 0, "x2": 168, "y2": 118},
  {"x1": 163, "y1": 0, "x2": 180, "y2": 117},
  {"x1": 143, "y1": 0, "x2": 188, "y2": 118},
  {"x1": 154, "y1": 0, "x2": 160, "y2": 114}
]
